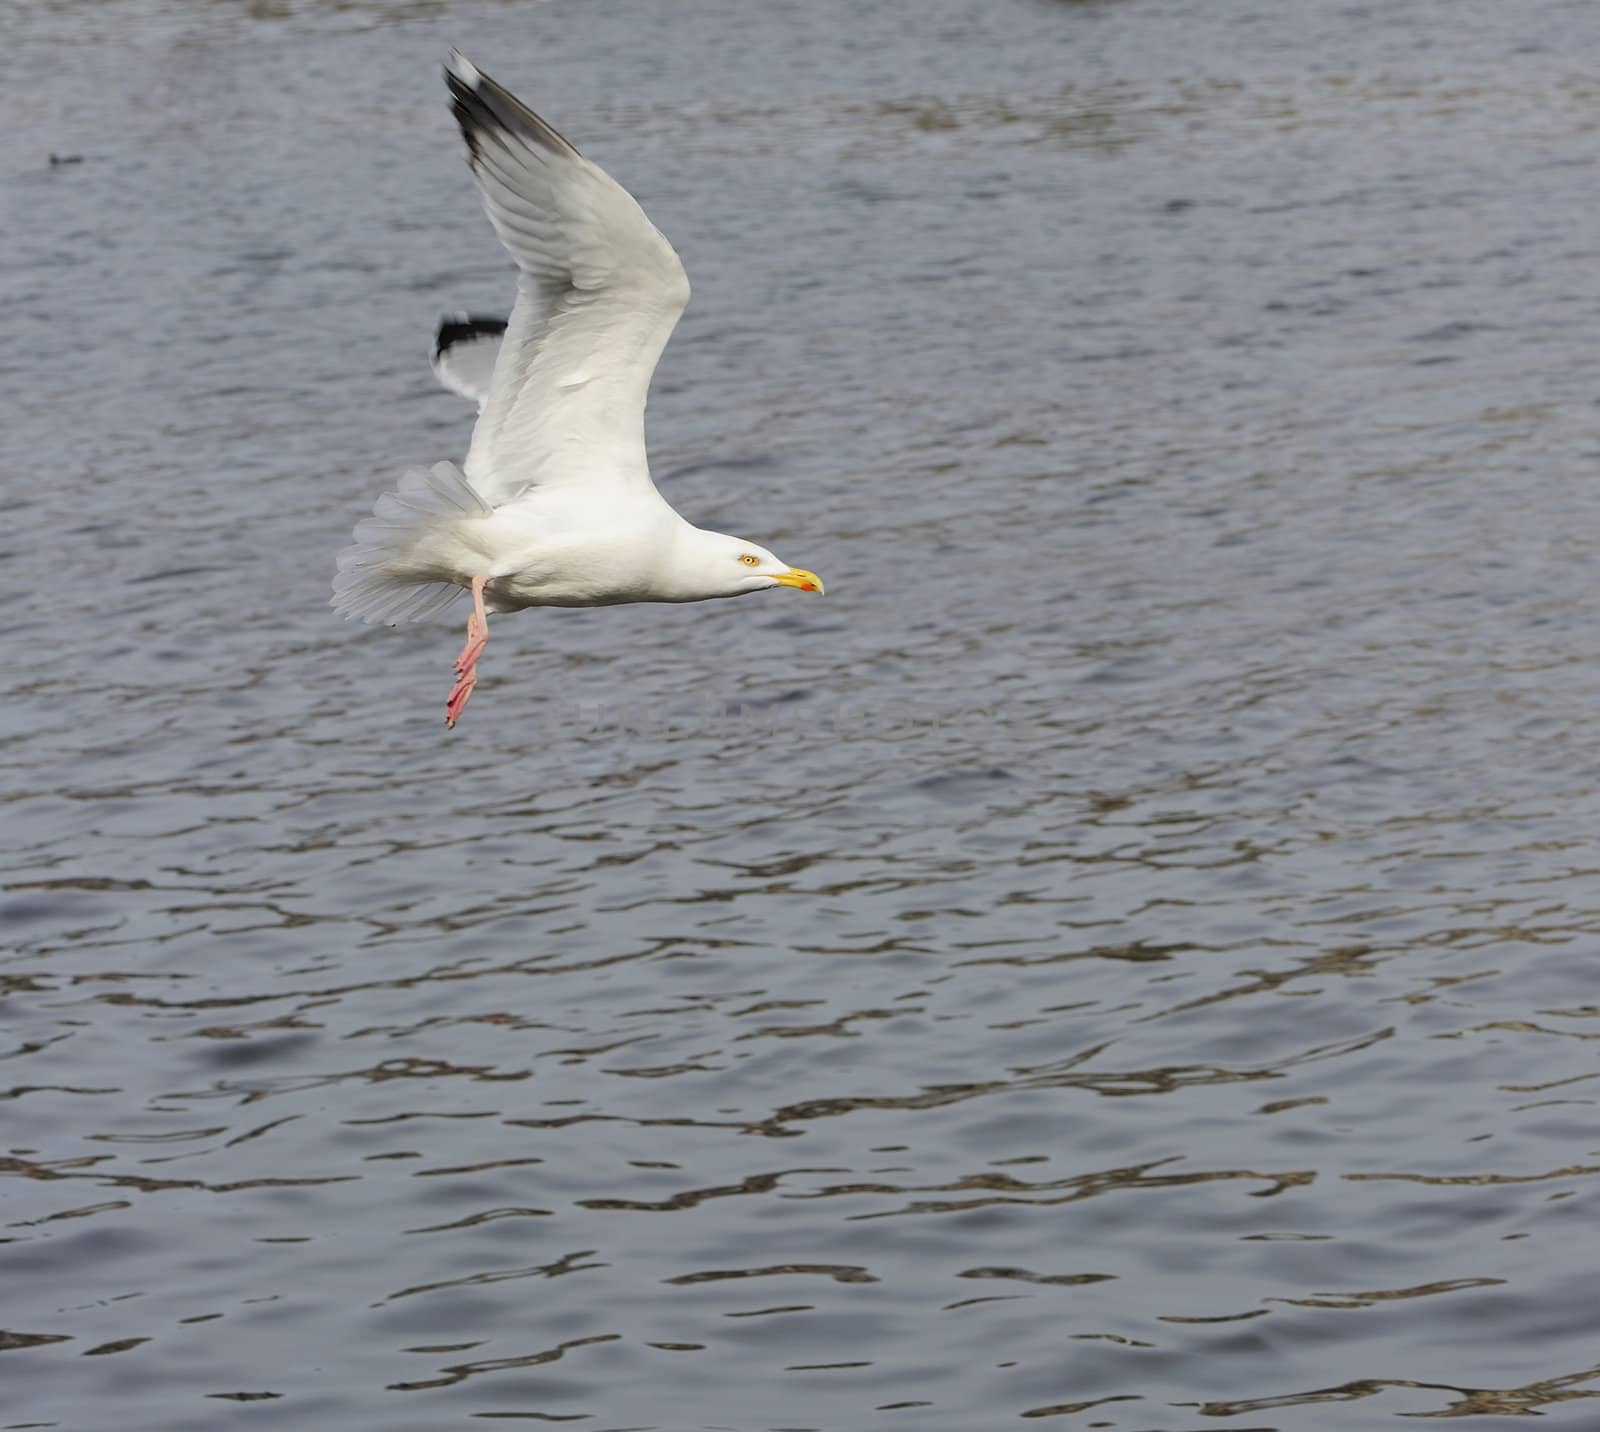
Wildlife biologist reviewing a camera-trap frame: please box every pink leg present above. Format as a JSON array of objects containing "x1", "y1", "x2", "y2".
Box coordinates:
[
  {"x1": 445, "y1": 576, "x2": 490, "y2": 729},
  {"x1": 453, "y1": 578, "x2": 489, "y2": 674}
]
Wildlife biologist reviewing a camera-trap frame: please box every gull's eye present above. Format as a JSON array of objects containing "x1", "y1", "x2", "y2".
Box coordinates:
[{"x1": 739, "y1": 554, "x2": 760, "y2": 566}]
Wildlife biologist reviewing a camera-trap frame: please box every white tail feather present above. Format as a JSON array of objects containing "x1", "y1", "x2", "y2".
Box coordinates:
[{"x1": 331, "y1": 461, "x2": 491, "y2": 625}]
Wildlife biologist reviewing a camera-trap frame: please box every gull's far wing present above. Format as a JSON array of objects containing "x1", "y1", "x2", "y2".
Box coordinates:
[
  {"x1": 432, "y1": 314, "x2": 506, "y2": 410},
  {"x1": 445, "y1": 53, "x2": 690, "y2": 506}
]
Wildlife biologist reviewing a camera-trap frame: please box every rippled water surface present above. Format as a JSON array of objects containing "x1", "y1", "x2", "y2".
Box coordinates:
[{"x1": 6, "y1": 0, "x2": 1600, "y2": 1427}]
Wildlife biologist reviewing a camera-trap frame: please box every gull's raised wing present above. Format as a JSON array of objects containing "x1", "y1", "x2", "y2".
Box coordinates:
[{"x1": 445, "y1": 53, "x2": 690, "y2": 507}]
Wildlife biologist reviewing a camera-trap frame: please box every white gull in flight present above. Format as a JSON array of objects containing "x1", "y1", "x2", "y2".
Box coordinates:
[{"x1": 332, "y1": 53, "x2": 823, "y2": 727}]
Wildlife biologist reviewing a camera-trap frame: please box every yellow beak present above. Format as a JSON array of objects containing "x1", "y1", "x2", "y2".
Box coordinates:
[{"x1": 772, "y1": 567, "x2": 825, "y2": 594}]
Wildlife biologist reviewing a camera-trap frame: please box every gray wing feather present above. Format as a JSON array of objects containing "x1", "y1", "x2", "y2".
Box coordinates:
[{"x1": 444, "y1": 53, "x2": 690, "y2": 506}]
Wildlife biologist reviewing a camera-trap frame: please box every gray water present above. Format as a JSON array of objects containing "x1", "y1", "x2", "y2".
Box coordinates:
[{"x1": 5, "y1": 0, "x2": 1600, "y2": 1427}]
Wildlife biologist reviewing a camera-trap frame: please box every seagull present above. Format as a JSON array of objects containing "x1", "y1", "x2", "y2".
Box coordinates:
[{"x1": 332, "y1": 53, "x2": 824, "y2": 727}]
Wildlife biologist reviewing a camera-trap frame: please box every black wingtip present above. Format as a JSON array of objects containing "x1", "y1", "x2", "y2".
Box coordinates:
[
  {"x1": 443, "y1": 52, "x2": 583, "y2": 164},
  {"x1": 434, "y1": 314, "x2": 509, "y2": 363},
  {"x1": 445, "y1": 61, "x2": 486, "y2": 163}
]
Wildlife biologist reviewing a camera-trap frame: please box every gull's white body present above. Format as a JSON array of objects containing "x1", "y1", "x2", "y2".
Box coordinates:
[{"x1": 331, "y1": 53, "x2": 821, "y2": 697}]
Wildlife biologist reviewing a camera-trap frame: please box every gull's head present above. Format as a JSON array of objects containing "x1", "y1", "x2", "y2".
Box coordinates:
[{"x1": 686, "y1": 530, "x2": 825, "y2": 601}]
